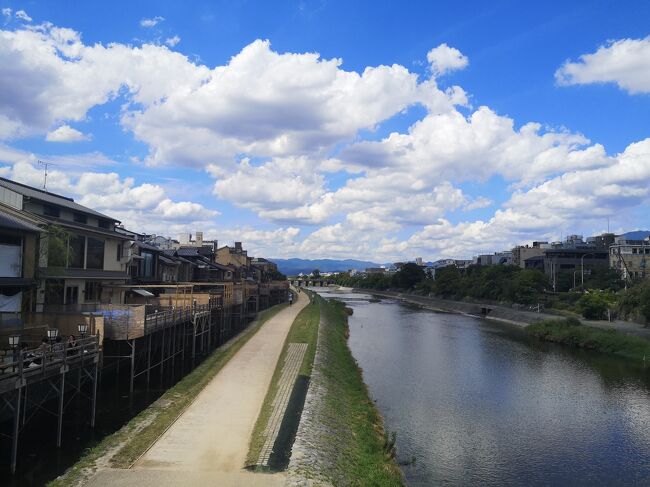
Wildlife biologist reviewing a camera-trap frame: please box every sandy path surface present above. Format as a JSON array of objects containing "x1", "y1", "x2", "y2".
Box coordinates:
[{"x1": 87, "y1": 290, "x2": 307, "y2": 486}]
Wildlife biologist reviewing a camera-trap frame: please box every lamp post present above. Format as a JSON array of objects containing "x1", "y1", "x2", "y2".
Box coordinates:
[
  {"x1": 78, "y1": 323, "x2": 88, "y2": 338},
  {"x1": 580, "y1": 253, "x2": 595, "y2": 292},
  {"x1": 47, "y1": 328, "x2": 59, "y2": 343},
  {"x1": 8, "y1": 335, "x2": 20, "y2": 349},
  {"x1": 9, "y1": 335, "x2": 20, "y2": 371}
]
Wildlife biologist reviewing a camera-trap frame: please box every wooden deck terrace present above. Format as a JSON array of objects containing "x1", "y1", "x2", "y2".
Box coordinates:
[{"x1": 0, "y1": 336, "x2": 100, "y2": 473}]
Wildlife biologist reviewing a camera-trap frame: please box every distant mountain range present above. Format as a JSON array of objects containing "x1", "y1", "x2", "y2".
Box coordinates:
[{"x1": 269, "y1": 258, "x2": 383, "y2": 276}]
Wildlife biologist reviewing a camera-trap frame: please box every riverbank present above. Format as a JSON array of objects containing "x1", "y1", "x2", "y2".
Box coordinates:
[
  {"x1": 356, "y1": 288, "x2": 650, "y2": 339},
  {"x1": 527, "y1": 318, "x2": 650, "y2": 363},
  {"x1": 48, "y1": 303, "x2": 288, "y2": 487},
  {"x1": 355, "y1": 289, "x2": 557, "y2": 327},
  {"x1": 287, "y1": 293, "x2": 403, "y2": 486}
]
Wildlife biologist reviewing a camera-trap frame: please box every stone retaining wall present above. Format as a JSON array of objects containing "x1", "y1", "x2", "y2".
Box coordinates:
[
  {"x1": 285, "y1": 307, "x2": 334, "y2": 487},
  {"x1": 358, "y1": 289, "x2": 560, "y2": 327}
]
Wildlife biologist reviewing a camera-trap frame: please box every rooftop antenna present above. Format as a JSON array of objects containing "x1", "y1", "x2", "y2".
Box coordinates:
[{"x1": 37, "y1": 160, "x2": 54, "y2": 190}]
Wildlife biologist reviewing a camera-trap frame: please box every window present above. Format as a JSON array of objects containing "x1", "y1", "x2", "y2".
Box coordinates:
[
  {"x1": 73, "y1": 212, "x2": 87, "y2": 224},
  {"x1": 84, "y1": 281, "x2": 101, "y2": 302},
  {"x1": 68, "y1": 234, "x2": 85, "y2": 268},
  {"x1": 117, "y1": 243, "x2": 123, "y2": 261},
  {"x1": 0, "y1": 235, "x2": 21, "y2": 246},
  {"x1": 86, "y1": 237, "x2": 105, "y2": 269},
  {"x1": 138, "y1": 251, "x2": 154, "y2": 278},
  {"x1": 43, "y1": 205, "x2": 60, "y2": 217},
  {"x1": 98, "y1": 219, "x2": 111, "y2": 229}
]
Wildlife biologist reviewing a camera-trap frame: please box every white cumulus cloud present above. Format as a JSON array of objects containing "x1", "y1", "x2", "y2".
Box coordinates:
[
  {"x1": 140, "y1": 16, "x2": 164, "y2": 28},
  {"x1": 46, "y1": 124, "x2": 91, "y2": 142},
  {"x1": 14, "y1": 10, "x2": 31, "y2": 22},
  {"x1": 427, "y1": 43, "x2": 469, "y2": 76},
  {"x1": 165, "y1": 35, "x2": 180, "y2": 47},
  {"x1": 556, "y1": 36, "x2": 650, "y2": 94}
]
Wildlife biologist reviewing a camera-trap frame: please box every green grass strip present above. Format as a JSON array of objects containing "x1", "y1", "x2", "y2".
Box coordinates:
[
  {"x1": 49, "y1": 303, "x2": 288, "y2": 487},
  {"x1": 316, "y1": 295, "x2": 404, "y2": 486},
  {"x1": 247, "y1": 294, "x2": 320, "y2": 467},
  {"x1": 527, "y1": 318, "x2": 650, "y2": 362}
]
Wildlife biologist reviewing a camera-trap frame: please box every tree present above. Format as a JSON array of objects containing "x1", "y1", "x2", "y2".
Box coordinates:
[
  {"x1": 392, "y1": 263, "x2": 426, "y2": 289},
  {"x1": 577, "y1": 291, "x2": 614, "y2": 320},
  {"x1": 312, "y1": 269, "x2": 321, "y2": 278},
  {"x1": 45, "y1": 225, "x2": 73, "y2": 268},
  {"x1": 433, "y1": 266, "x2": 462, "y2": 297}
]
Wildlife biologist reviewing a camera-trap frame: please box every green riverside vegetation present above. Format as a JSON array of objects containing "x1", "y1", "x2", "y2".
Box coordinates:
[
  {"x1": 315, "y1": 294, "x2": 403, "y2": 486},
  {"x1": 332, "y1": 263, "x2": 650, "y2": 322},
  {"x1": 48, "y1": 303, "x2": 288, "y2": 487},
  {"x1": 527, "y1": 318, "x2": 650, "y2": 362}
]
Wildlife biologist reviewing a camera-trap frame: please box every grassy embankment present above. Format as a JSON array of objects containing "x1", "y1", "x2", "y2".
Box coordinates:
[
  {"x1": 247, "y1": 292, "x2": 403, "y2": 485},
  {"x1": 315, "y1": 294, "x2": 403, "y2": 486},
  {"x1": 49, "y1": 303, "x2": 288, "y2": 487},
  {"x1": 247, "y1": 293, "x2": 320, "y2": 467},
  {"x1": 527, "y1": 318, "x2": 650, "y2": 362}
]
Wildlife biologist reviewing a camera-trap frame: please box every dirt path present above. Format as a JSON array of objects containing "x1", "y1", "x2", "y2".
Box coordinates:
[{"x1": 87, "y1": 290, "x2": 308, "y2": 486}]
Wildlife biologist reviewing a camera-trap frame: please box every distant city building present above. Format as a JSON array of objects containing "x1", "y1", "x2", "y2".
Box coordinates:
[
  {"x1": 415, "y1": 257, "x2": 424, "y2": 266},
  {"x1": 512, "y1": 242, "x2": 548, "y2": 268},
  {"x1": 543, "y1": 235, "x2": 608, "y2": 286},
  {"x1": 474, "y1": 251, "x2": 513, "y2": 266},
  {"x1": 173, "y1": 231, "x2": 218, "y2": 251},
  {"x1": 365, "y1": 267, "x2": 387, "y2": 274},
  {"x1": 610, "y1": 236, "x2": 650, "y2": 281}
]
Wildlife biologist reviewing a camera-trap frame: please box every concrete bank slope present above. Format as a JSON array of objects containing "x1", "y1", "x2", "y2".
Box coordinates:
[
  {"x1": 360, "y1": 289, "x2": 557, "y2": 327},
  {"x1": 87, "y1": 291, "x2": 309, "y2": 486},
  {"x1": 286, "y1": 295, "x2": 403, "y2": 487},
  {"x1": 359, "y1": 289, "x2": 650, "y2": 339}
]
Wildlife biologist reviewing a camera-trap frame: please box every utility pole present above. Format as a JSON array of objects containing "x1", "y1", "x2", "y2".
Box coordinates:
[
  {"x1": 38, "y1": 160, "x2": 54, "y2": 190},
  {"x1": 581, "y1": 252, "x2": 594, "y2": 292}
]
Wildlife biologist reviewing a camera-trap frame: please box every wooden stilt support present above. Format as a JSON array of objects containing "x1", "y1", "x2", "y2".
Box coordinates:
[
  {"x1": 146, "y1": 334, "x2": 152, "y2": 387},
  {"x1": 129, "y1": 339, "x2": 135, "y2": 395},
  {"x1": 11, "y1": 387, "x2": 22, "y2": 474},
  {"x1": 91, "y1": 357, "x2": 99, "y2": 428},
  {"x1": 56, "y1": 372, "x2": 66, "y2": 447}
]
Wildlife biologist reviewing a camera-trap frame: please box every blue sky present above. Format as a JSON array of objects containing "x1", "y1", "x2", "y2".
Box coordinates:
[{"x1": 1, "y1": 1, "x2": 649, "y2": 260}]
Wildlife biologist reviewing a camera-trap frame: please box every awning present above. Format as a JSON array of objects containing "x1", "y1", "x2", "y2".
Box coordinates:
[{"x1": 133, "y1": 289, "x2": 155, "y2": 297}]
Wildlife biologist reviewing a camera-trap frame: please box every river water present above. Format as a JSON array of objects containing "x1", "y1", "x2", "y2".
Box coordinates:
[{"x1": 313, "y1": 288, "x2": 650, "y2": 486}]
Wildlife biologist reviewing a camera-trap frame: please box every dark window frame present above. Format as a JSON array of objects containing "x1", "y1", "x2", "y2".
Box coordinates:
[
  {"x1": 73, "y1": 212, "x2": 87, "y2": 224},
  {"x1": 86, "y1": 237, "x2": 105, "y2": 270},
  {"x1": 43, "y1": 204, "x2": 60, "y2": 217}
]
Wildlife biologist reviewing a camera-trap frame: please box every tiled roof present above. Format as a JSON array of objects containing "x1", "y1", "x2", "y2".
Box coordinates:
[
  {"x1": 0, "y1": 177, "x2": 118, "y2": 222},
  {"x1": 0, "y1": 208, "x2": 43, "y2": 232}
]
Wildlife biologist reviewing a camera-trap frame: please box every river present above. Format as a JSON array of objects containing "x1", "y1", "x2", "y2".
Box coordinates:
[{"x1": 313, "y1": 288, "x2": 650, "y2": 486}]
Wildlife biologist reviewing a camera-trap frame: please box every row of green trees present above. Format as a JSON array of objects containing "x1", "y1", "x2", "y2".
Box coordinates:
[{"x1": 331, "y1": 264, "x2": 650, "y2": 322}]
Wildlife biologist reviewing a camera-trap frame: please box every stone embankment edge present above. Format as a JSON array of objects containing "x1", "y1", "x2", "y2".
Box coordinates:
[
  {"x1": 356, "y1": 289, "x2": 650, "y2": 340},
  {"x1": 356, "y1": 289, "x2": 555, "y2": 328},
  {"x1": 285, "y1": 292, "x2": 403, "y2": 487},
  {"x1": 285, "y1": 293, "x2": 333, "y2": 486}
]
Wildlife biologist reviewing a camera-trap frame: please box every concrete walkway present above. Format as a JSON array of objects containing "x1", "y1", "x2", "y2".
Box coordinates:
[{"x1": 87, "y1": 290, "x2": 308, "y2": 486}]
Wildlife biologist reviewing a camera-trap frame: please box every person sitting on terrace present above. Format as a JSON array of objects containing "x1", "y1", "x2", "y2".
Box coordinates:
[
  {"x1": 31, "y1": 337, "x2": 50, "y2": 366},
  {"x1": 67, "y1": 335, "x2": 78, "y2": 356},
  {"x1": 53, "y1": 336, "x2": 65, "y2": 360}
]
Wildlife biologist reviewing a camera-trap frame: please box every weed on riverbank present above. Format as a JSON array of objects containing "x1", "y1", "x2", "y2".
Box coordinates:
[
  {"x1": 317, "y1": 295, "x2": 403, "y2": 486},
  {"x1": 527, "y1": 318, "x2": 650, "y2": 363},
  {"x1": 48, "y1": 303, "x2": 288, "y2": 487}
]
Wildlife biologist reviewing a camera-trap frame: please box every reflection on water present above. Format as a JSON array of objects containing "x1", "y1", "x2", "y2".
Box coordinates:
[{"x1": 314, "y1": 288, "x2": 650, "y2": 486}]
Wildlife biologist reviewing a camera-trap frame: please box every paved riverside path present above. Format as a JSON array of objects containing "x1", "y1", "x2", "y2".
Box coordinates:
[{"x1": 87, "y1": 290, "x2": 308, "y2": 487}]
